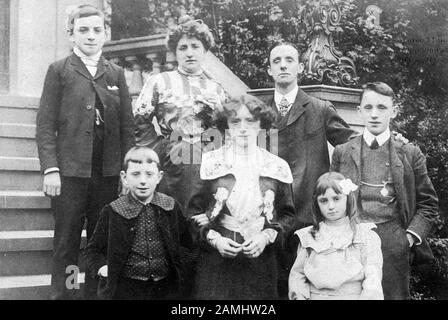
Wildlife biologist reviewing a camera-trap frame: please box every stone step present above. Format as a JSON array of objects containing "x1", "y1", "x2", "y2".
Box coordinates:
[
  {"x1": 0, "y1": 170, "x2": 43, "y2": 191},
  {"x1": 0, "y1": 250, "x2": 86, "y2": 277},
  {"x1": 0, "y1": 230, "x2": 86, "y2": 252},
  {"x1": 0, "y1": 190, "x2": 50, "y2": 209},
  {"x1": 0, "y1": 106, "x2": 38, "y2": 125},
  {"x1": 0, "y1": 208, "x2": 52, "y2": 231},
  {"x1": 0, "y1": 157, "x2": 40, "y2": 172},
  {"x1": 0, "y1": 137, "x2": 38, "y2": 158},
  {"x1": 0, "y1": 273, "x2": 85, "y2": 300},
  {"x1": 0, "y1": 283, "x2": 50, "y2": 300},
  {"x1": 0, "y1": 157, "x2": 42, "y2": 191},
  {"x1": 0, "y1": 123, "x2": 36, "y2": 138},
  {"x1": 0, "y1": 251, "x2": 52, "y2": 277},
  {"x1": 0, "y1": 96, "x2": 39, "y2": 125}
]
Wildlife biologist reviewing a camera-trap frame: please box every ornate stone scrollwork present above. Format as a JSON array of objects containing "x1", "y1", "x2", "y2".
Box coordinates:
[{"x1": 300, "y1": 0, "x2": 358, "y2": 87}]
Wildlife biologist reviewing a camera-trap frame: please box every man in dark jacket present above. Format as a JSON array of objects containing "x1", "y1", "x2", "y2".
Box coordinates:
[
  {"x1": 331, "y1": 82, "x2": 439, "y2": 299},
  {"x1": 266, "y1": 42, "x2": 357, "y2": 297},
  {"x1": 86, "y1": 146, "x2": 193, "y2": 300},
  {"x1": 267, "y1": 42, "x2": 357, "y2": 227},
  {"x1": 35, "y1": 5, "x2": 135, "y2": 299}
]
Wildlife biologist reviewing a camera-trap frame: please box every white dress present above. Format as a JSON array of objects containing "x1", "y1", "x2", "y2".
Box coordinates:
[{"x1": 289, "y1": 218, "x2": 384, "y2": 300}]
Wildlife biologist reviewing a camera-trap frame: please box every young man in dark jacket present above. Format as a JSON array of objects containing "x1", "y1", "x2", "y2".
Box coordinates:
[
  {"x1": 331, "y1": 82, "x2": 439, "y2": 299},
  {"x1": 86, "y1": 146, "x2": 193, "y2": 300},
  {"x1": 36, "y1": 4, "x2": 135, "y2": 299}
]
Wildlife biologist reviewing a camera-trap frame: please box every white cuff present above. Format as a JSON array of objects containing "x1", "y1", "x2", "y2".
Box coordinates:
[
  {"x1": 98, "y1": 265, "x2": 108, "y2": 277},
  {"x1": 44, "y1": 167, "x2": 59, "y2": 175},
  {"x1": 406, "y1": 229, "x2": 422, "y2": 246}
]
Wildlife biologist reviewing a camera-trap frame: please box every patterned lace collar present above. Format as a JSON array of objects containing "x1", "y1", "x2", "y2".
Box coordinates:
[
  {"x1": 110, "y1": 192, "x2": 175, "y2": 219},
  {"x1": 200, "y1": 145, "x2": 293, "y2": 183}
]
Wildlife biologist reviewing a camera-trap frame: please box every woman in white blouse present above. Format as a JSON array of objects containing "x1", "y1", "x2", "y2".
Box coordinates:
[{"x1": 133, "y1": 16, "x2": 227, "y2": 209}]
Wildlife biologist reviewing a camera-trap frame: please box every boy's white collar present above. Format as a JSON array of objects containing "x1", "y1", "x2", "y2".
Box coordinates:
[
  {"x1": 363, "y1": 128, "x2": 391, "y2": 147},
  {"x1": 73, "y1": 46, "x2": 102, "y2": 62}
]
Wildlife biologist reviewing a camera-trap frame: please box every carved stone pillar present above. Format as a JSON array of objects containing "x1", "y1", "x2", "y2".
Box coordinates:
[
  {"x1": 164, "y1": 51, "x2": 177, "y2": 71},
  {"x1": 146, "y1": 53, "x2": 163, "y2": 75},
  {"x1": 301, "y1": 0, "x2": 358, "y2": 87},
  {"x1": 125, "y1": 55, "x2": 144, "y2": 98}
]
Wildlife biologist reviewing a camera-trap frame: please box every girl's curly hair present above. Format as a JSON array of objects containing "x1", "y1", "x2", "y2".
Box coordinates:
[{"x1": 214, "y1": 94, "x2": 278, "y2": 132}]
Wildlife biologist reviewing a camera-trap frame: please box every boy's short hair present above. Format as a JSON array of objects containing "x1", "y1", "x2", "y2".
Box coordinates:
[
  {"x1": 66, "y1": 4, "x2": 108, "y2": 35},
  {"x1": 361, "y1": 82, "x2": 396, "y2": 103},
  {"x1": 122, "y1": 146, "x2": 161, "y2": 172}
]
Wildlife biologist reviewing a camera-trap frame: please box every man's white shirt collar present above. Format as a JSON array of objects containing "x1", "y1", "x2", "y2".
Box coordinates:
[
  {"x1": 363, "y1": 128, "x2": 391, "y2": 147},
  {"x1": 274, "y1": 85, "x2": 299, "y2": 110}
]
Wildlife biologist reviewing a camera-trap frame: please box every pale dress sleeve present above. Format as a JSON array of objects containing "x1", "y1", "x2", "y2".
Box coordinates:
[
  {"x1": 134, "y1": 74, "x2": 163, "y2": 146},
  {"x1": 359, "y1": 229, "x2": 384, "y2": 300},
  {"x1": 288, "y1": 243, "x2": 311, "y2": 300}
]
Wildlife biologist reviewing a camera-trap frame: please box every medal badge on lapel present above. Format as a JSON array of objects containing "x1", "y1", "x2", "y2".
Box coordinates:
[{"x1": 380, "y1": 182, "x2": 389, "y2": 197}]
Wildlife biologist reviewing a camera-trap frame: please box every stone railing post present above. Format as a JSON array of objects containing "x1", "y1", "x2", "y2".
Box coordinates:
[
  {"x1": 146, "y1": 53, "x2": 162, "y2": 75},
  {"x1": 124, "y1": 55, "x2": 144, "y2": 99},
  {"x1": 164, "y1": 51, "x2": 177, "y2": 71}
]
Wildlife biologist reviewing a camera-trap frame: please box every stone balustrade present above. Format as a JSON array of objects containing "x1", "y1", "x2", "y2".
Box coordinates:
[
  {"x1": 102, "y1": 33, "x2": 250, "y2": 103},
  {"x1": 102, "y1": 34, "x2": 176, "y2": 100}
]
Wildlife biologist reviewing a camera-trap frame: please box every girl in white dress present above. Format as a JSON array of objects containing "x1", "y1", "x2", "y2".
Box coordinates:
[{"x1": 289, "y1": 172, "x2": 384, "y2": 300}]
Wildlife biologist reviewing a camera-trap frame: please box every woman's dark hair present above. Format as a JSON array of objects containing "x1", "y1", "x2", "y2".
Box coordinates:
[
  {"x1": 310, "y1": 172, "x2": 359, "y2": 239},
  {"x1": 166, "y1": 16, "x2": 215, "y2": 52},
  {"x1": 214, "y1": 94, "x2": 278, "y2": 132}
]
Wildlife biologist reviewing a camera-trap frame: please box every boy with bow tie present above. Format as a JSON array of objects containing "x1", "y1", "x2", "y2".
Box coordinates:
[
  {"x1": 330, "y1": 82, "x2": 439, "y2": 299},
  {"x1": 36, "y1": 4, "x2": 135, "y2": 299}
]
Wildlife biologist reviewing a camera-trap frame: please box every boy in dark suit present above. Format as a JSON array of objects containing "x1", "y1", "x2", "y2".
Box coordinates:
[
  {"x1": 331, "y1": 82, "x2": 439, "y2": 299},
  {"x1": 36, "y1": 4, "x2": 135, "y2": 299},
  {"x1": 85, "y1": 146, "x2": 193, "y2": 300}
]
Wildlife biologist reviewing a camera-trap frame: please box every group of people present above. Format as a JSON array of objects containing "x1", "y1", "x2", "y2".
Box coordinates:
[{"x1": 35, "y1": 4, "x2": 439, "y2": 300}]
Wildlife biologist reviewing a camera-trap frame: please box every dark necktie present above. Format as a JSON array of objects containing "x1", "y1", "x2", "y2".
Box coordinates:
[{"x1": 370, "y1": 138, "x2": 379, "y2": 150}]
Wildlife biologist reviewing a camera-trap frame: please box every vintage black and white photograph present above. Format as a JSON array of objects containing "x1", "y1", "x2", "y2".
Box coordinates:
[{"x1": 0, "y1": 0, "x2": 447, "y2": 304}]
